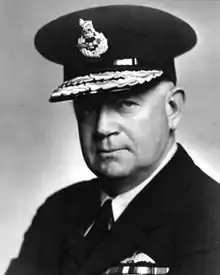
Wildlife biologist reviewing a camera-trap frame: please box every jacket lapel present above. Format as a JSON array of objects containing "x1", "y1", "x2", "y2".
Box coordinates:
[
  {"x1": 60, "y1": 180, "x2": 101, "y2": 275},
  {"x1": 77, "y1": 145, "x2": 193, "y2": 275}
]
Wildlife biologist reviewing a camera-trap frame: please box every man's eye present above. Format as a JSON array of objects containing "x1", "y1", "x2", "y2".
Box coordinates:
[
  {"x1": 81, "y1": 106, "x2": 95, "y2": 116},
  {"x1": 117, "y1": 100, "x2": 138, "y2": 109},
  {"x1": 76, "y1": 104, "x2": 96, "y2": 118}
]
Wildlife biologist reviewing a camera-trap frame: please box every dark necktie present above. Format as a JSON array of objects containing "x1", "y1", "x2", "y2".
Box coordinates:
[{"x1": 84, "y1": 199, "x2": 114, "y2": 255}]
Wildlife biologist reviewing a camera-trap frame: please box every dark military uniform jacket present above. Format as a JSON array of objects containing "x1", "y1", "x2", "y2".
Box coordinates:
[{"x1": 5, "y1": 145, "x2": 220, "y2": 275}]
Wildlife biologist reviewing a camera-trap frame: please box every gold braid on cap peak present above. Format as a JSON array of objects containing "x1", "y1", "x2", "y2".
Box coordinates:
[{"x1": 51, "y1": 70, "x2": 163, "y2": 99}]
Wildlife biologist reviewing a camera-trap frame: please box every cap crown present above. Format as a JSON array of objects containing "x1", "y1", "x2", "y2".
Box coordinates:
[{"x1": 34, "y1": 5, "x2": 197, "y2": 102}]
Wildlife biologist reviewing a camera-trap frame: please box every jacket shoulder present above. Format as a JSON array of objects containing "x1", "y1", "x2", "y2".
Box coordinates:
[{"x1": 39, "y1": 177, "x2": 100, "y2": 213}]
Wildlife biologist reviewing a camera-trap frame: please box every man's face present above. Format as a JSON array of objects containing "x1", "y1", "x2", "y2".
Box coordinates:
[{"x1": 74, "y1": 81, "x2": 173, "y2": 181}]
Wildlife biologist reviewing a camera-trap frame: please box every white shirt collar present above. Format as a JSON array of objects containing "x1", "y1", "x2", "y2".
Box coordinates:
[{"x1": 101, "y1": 143, "x2": 177, "y2": 221}]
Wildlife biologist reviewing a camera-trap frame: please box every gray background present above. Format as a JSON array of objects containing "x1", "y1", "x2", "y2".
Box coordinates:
[{"x1": 1, "y1": 0, "x2": 220, "y2": 273}]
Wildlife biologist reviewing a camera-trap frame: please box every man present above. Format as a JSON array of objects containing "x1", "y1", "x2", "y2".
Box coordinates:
[{"x1": 5, "y1": 4, "x2": 220, "y2": 275}]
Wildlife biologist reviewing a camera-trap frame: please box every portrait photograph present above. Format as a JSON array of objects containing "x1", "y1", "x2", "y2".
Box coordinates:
[{"x1": 1, "y1": 1, "x2": 220, "y2": 274}]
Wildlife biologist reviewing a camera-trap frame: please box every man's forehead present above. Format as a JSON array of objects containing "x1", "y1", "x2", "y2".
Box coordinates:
[
  {"x1": 74, "y1": 80, "x2": 173, "y2": 106},
  {"x1": 74, "y1": 89, "x2": 131, "y2": 106},
  {"x1": 74, "y1": 84, "x2": 148, "y2": 104}
]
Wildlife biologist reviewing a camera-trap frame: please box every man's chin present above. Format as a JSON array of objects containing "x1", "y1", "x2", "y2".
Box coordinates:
[
  {"x1": 91, "y1": 165, "x2": 132, "y2": 180},
  {"x1": 85, "y1": 156, "x2": 136, "y2": 179}
]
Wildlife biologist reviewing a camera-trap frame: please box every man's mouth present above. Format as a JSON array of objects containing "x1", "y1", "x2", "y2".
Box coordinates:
[
  {"x1": 97, "y1": 148, "x2": 121, "y2": 153},
  {"x1": 96, "y1": 148, "x2": 127, "y2": 157}
]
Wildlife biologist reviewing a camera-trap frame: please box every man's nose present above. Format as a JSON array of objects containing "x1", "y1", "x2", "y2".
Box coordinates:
[{"x1": 95, "y1": 105, "x2": 119, "y2": 138}]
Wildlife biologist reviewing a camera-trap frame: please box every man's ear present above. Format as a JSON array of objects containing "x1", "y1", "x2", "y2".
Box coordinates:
[{"x1": 165, "y1": 87, "x2": 185, "y2": 130}]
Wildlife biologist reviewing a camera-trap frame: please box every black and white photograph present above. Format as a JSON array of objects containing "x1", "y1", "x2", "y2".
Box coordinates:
[{"x1": 1, "y1": 1, "x2": 220, "y2": 274}]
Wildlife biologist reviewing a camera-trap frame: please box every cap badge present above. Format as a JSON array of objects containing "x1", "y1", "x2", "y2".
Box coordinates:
[{"x1": 77, "y1": 18, "x2": 108, "y2": 58}]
